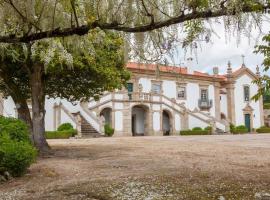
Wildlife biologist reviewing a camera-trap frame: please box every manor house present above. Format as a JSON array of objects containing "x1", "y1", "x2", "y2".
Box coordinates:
[{"x1": 1, "y1": 61, "x2": 264, "y2": 137}]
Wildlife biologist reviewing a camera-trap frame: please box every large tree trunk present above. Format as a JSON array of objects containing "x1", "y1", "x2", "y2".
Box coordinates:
[
  {"x1": 30, "y1": 64, "x2": 50, "y2": 154},
  {"x1": 14, "y1": 99, "x2": 33, "y2": 141}
]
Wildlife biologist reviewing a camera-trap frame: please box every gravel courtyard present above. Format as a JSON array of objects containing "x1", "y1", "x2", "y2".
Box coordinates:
[{"x1": 1, "y1": 134, "x2": 270, "y2": 200}]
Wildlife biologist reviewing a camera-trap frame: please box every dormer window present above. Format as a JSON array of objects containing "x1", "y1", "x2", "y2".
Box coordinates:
[{"x1": 244, "y1": 85, "x2": 250, "y2": 102}]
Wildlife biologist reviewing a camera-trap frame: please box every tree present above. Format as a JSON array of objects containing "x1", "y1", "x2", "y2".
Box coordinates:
[
  {"x1": 0, "y1": 0, "x2": 269, "y2": 43},
  {"x1": 253, "y1": 33, "x2": 270, "y2": 101},
  {"x1": 0, "y1": 30, "x2": 130, "y2": 153}
]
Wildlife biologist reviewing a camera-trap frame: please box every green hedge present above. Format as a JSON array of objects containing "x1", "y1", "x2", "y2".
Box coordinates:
[
  {"x1": 45, "y1": 130, "x2": 77, "y2": 139},
  {"x1": 256, "y1": 126, "x2": 270, "y2": 133},
  {"x1": 57, "y1": 123, "x2": 74, "y2": 131},
  {"x1": 180, "y1": 129, "x2": 211, "y2": 136},
  {"x1": 0, "y1": 117, "x2": 37, "y2": 177},
  {"x1": 230, "y1": 124, "x2": 249, "y2": 134},
  {"x1": 0, "y1": 135, "x2": 37, "y2": 177},
  {"x1": 104, "y1": 124, "x2": 114, "y2": 137},
  {"x1": 264, "y1": 103, "x2": 270, "y2": 109},
  {"x1": 0, "y1": 116, "x2": 30, "y2": 143}
]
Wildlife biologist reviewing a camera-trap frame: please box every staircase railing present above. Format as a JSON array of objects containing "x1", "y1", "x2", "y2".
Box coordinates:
[{"x1": 79, "y1": 102, "x2": 101, "y2": 133}]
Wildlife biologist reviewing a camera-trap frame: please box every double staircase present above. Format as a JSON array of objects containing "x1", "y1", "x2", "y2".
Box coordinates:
[{"x1": 80, "y1": 116, "x2": 100, "y2": 138}]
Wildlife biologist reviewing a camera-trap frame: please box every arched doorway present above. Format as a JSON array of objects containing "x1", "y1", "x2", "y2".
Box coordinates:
[
  {"x1": 131, "y1": 105, "x2": 149, "y2": 136},
  {"x1": 162, "y1": 110, "x2": 171, "y2": 136},
  {"x1": 100, "y1": 107, "x2": 112, "y2": 125},
  {"x1": 221, "y1": 113, "x2": 226, "y2": 120}
]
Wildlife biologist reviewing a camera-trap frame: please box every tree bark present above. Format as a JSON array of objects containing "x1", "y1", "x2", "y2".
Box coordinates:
[
  {"x1": 30, "y1": 64, "x2": 50, "y2": 154},
  {"x1": 14, "y1": 99, "x2": 33, "y2": 140}
]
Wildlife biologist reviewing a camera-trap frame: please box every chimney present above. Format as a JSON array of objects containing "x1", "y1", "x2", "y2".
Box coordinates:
[
  {"x1": 213, "y1": 67, "x2": 219, "y2": 76},
  {"x1": 187, "y1": 57, "x2": 194, "y2": 74}
]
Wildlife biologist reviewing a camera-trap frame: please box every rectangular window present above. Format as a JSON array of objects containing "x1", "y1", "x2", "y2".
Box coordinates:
[
  {"x1": 177, "y1": 87, "x2": 186, "y2": 99},
  {"x1": 244, "y1": 86, "x2": 250, "y2": 101},
  {"x1": 201, "y1": 89, "x2": 208, "y2": 101},
  {"x1": 152, "y1": 83, "x2": 161, "y2": 94},
  {"x1": 127, "y1": 83, "x2": 133, "y2": 93}
]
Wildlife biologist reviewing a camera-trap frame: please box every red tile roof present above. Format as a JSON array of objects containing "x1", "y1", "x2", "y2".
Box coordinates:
[{"x1": 126, "y1": 62, "x2": 227, "y2": 80}]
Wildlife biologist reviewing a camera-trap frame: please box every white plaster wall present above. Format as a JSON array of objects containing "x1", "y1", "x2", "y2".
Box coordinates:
[
  {"x1": 115, "y1": 103, "x2": 123, "y2": 110},
  {"x1": 138, "y1": 78, "x2": 151, "y2": 93},
  {"x1": 234, "y1": 74, "x2": 262, "y2": 128},
  {"x1": 188, "y1": 115, "x2": 209, "y2": 129},
  {"x1": 186, "y1": 83, "x2": 200, "y2": 110},
  {"x1": 208, "y1": 85, "x2": 215, "y2": 116},
  {"x1": 45, "y1": 98, "x2": 78, "y2": 131},
  {"x1": 153, "y1": 112, "x2": 160, "y2": 131},
  {"x1": 115, "y1": 111, "x2": 123, "y2": 131},
  {"x1": 3, "y1": 97, "x2": 16, "y2": 118},
  {"x1": 114, "y1": 94, "x2": 124, "y2": 100},
  {"x1": 220, "y1": 93, "x2": 228, "y2": 117},
  {"x1": 175, "y1": 114, "x2": 181, "y2": 131},
  {"x1": 162, "y1": 80, "x2": 176, "y2": 98}
]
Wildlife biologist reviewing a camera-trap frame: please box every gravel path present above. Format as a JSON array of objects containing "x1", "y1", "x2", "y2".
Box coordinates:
[{"x1": 1, "y1": 134, "x2": 270, "y2": 200}]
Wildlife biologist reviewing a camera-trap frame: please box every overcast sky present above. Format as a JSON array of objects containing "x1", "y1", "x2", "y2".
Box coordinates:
[{"x1": 172, "y1": 17, "x2": 270, "y2": 76}]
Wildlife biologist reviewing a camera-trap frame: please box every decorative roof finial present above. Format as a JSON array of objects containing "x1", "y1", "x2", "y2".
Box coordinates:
[
  {"x1": 227, "y1": 60, "x2": 232, "y2": 75},
  {"x1": 256, "y1": 65, "x2": 260, "y2": 77},
  {"x1": 241, "y1": 54, "x2": 246, "y2": 68}
]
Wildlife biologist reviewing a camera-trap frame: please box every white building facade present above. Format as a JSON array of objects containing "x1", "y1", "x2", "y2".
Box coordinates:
[{"x1": 0, "y1": 62, "x2": 264, "y2": 137}]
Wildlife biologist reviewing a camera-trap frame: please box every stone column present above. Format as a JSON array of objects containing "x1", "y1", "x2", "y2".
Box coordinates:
[
  {"x1": 226, "y1": 83, "x2": 236, "y2": 124},
  {"x1": 214, "y1": 82, "x2": 221, "y2": 120},
  {"x1": 181, "y1": 110, "x2": 189, "y2": 130}
]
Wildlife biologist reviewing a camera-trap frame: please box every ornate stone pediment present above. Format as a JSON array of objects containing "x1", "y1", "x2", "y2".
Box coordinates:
[{"x1": 243, "y1": 103, "x2": 254, "y2": 112}]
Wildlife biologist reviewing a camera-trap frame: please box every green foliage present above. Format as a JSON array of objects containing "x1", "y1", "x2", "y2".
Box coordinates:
[
  {"x1": 45, "y1": 130, "x2": 77, "y2": 139},
  {"x1": 264, "y1": 103, "x2": 270, "y2": 109},
  {"x1": 232, "y1": 125, "x2": 249, "y2": 134},
  {"x1": 0, "y1": 116, "x2": 30, "y2": 143},
  {"x1": 204, "y1": 126, "x2": 212, "y2": 132},
  {"x1": 57, "y1": 123, "x2": 73, "y2": 131},
  {"x1": 253, "y1": 33, "x2": 270, "y2": 101},
  {"x1": 230, "y1": 123, "x2": 236, "y2": 133},
  {"x1": 256, "y1": 126, "x2": 270, "y2": 133},
  {"x1": 180, "y1": 129, "x2": 210, "y2": 136},
  {"x1": 104, "y1": 124, "x2": 114, "y2": 137},
  {"x1": 0, "y1": 117, "x2": 37, "y2": 177},
  {"x1": 192, "y1": 127, "x2": 203, "y2": 131},
  {"x1": 0, "y1": 135, "x2": 37, "y2": 177}
]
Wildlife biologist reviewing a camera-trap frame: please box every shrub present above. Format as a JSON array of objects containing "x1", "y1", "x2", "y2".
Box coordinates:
[
  {"x1": 192, "y1": 127, "x2": 203, "y2": 131},
  {"x1": 57, "y1": 123, "x2": 74, "y2": 131},
  {"x1": 232, "y1": 125, "x2": 248, "y2": 134},
  {"x1": 0, "y1": 116, "x2": 30, "y2": 143},
  {"x1": 264, "y1": 103, "x2": 270, "y2": 109},
  {"x1": 256, "y1": 126, "x2": 270, "y2": 133},
  {"x1": 104, "y1": 124, "x2": 114, "y2": 137},
  {"x1": 204, "y1": 126, "x2": 212, "y2": 133},
  {"x1": 180, "y1": 129, "x2": 210, "y2": 136},
  {"x1": 230, "y1": 123, "x2": 236, "y2": 133},
  {"x1": 0, "y1": 134, "x2": 37, "y2": 177},
  {"x1": 45, "y1": 130, "x2": 77, "y2": 139}
]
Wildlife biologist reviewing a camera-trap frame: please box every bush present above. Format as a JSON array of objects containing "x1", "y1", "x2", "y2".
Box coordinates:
[
  {"x1": 104, "y1": 124, "x2": 114, "y2": 137},
  {"x1": 256, "y1": 126, "x2": 270, "y2": 133},
  {"x1": 204, "y1": 126, "x2": 212, "y2": 133},
  {"x1": 57, "y1": 123, "x2": 73, "y2": 131},
  {"x1": 232, "y1": 125, "x2": 248, "y2": 134},
  {"x1": 192, "y1": 127, "x2": 203, "y2": 131},
  {"x1": 0, "y1": 116, "x2": 30, "y2": 143},
  {"x1": 45, "y1": 130, "x2": 77, "y2": 139},
  {"x1": 264, "y1": 103, "x2": 270, "y2": 109},
  {"x1": 180, "y1": 129, "x2": 210, "y2": 136},
  {"x1": 0, "y1": 135, "x2": 37, "y2": 177}
]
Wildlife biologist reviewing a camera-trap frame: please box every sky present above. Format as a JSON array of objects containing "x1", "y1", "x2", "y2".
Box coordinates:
[{"x1": 172, "y1": 16, "x2": 270, "y2": 75}]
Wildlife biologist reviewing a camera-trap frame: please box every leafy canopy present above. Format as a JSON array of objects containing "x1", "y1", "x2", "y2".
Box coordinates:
[{"x1": 0, "y1": 29, "x2": 130, "y2": 102}]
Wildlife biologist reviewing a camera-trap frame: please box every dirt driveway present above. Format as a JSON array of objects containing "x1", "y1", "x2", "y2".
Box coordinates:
[{"x1": 1, "y1": 134, "x2": 270, "y2": 200}]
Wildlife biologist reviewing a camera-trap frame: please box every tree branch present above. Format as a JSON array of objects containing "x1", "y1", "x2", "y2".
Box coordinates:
[{"x1": 0, "y1": 2, "x2": 269, "y2": 43}]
